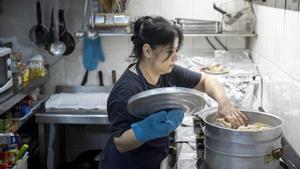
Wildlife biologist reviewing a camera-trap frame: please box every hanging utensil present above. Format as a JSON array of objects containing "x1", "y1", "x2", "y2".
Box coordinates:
[
  {"x1": 50, "y1": 0, "x2": 66, "y2": 56},
  {"x1": 81, "y1": 70, "x2": 89, "y2": 85},
  {"x1": 74, "y1": 0, "x2": 88, "y2": 40},
  {"x1": 98, "y1": 71, "x2": 103, "y2": 86},
  {"x1": 29, "y1": 1, "x2": 48, "y2": 46},
  {"x1": 213, "y1": 3, "x2": 231, "y2": 16},
  {"x1": 87, "y1": 0, "x2": 98, "y2": 39},
  {"x1": 58, "y1": 9, "x2": 75, "y2": 55},
  {"x1": 100, "y1": 0, "x2": 112, "y2": 13},
  {"x1": 112, "y1": 70, "x2": 116, "y2": 84},
  {"x1": 45, "y1": 9, "x2": 54, "y2": 52}
]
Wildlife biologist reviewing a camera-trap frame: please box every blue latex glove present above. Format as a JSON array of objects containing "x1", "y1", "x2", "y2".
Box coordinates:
[{"x1": 131, "y1": 109, "x2": 184, "y2": 143}]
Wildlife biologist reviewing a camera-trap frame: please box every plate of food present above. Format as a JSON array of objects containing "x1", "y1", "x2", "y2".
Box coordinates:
[
  {"x1": 127, "y1": 87, "x2": 206, "y2": 119},
  {"x1": 201, "y1": 63, "x2": 229, "y2": 74}
]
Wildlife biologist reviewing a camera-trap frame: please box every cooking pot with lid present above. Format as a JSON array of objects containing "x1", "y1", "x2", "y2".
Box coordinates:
[{"x1": 200, "y1": 107, "x2": 284, "y2": 169}]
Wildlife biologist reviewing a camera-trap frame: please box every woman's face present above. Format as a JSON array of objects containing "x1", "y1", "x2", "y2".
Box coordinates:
[{"x1": 147, "y1": 37, "x2": 179, "y2": 74}]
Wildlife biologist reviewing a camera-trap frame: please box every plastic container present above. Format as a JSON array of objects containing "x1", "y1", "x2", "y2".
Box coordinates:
[{"x1": 28, "y1": 55, "x2": 46, "y2": 80}]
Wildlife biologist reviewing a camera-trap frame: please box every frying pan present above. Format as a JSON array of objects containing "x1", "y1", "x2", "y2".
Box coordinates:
[
  {"x1": 29, "y1": 1, "x2": 48, "y2": 46},
  {"x1": 45, "y1": 9, "x2": 54, "y2": 52},
  {"x1": 58, "y1": 9, "x2": 75, "y2": 55}
]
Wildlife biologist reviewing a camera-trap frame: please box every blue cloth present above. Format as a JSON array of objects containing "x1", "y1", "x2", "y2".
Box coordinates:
[
  {"x1": 131, "y1": 109, "x2": 184, "y2": 142},
  {"x1": 82, "y1": 37, "x2": 105, "y2": 71},
  {"x1": 93, "y1": 37, "x2": 105, "y2": 62},
  {"x1": 102, "y1": 64, "x2": 202, "y2": 169},
  {"x1": 83, "y1": 38, "x2": 97, "y2": 70}
]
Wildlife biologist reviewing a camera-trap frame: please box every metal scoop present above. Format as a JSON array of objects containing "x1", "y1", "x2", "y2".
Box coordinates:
[
  {"x1": 50, "y1": 0, "x2": 66, "y2": 56},
  {"x1": 87, "y1": 0, "x2": 98, "y2": 39},
  {"x1": 74, "y1": 0, "x2": 88, "y2": 39}
]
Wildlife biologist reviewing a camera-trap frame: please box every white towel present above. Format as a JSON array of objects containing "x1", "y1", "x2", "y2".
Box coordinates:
[{"x1": 45, "y1": 93, "x2": 109, "y2": 110}]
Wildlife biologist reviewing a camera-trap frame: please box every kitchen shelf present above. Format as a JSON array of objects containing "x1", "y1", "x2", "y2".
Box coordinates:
[
  {"x1": 0, "y1": 75, "x2": 49, "y2": 115},
  {"x1": 98, "y1": 33, "x2": 132, "y2": 37},
  {"x1": 183, "y1": 33, "x2": 256, "y2": 37},
  {"x1": 5, "y1": 122, "x2": 19, "y2": 133},
  {"x1": 0, "y1": 95, "x2": 49, "y2": 144},
  {"x1": 97, "y1": 32, "x2": 256, "y2": 37},
  {"x1": 12, "y1": 95, "x2": 50, "y2": 128}
]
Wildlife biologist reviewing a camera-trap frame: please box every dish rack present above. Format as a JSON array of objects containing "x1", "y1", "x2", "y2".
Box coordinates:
[{"x1": 214, "y1": 0, "x2": 256, "y2": 33}]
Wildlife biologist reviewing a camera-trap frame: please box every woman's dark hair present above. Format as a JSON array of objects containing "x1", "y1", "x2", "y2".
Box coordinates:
[{"x1": 130, "y1": 16, "x2": 183, "y2": 61}]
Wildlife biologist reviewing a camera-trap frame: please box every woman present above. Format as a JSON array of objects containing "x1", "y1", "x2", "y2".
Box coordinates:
[{"x1": 102, "y1": 16, "x2": 247, "y2": 169}]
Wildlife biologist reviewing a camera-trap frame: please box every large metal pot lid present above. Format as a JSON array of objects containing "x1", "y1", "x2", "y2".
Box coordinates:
[{"x1": 127, "y1": 87, "x2": 206, "y2": 119}]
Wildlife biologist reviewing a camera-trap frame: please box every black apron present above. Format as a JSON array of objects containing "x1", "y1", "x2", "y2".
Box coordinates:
[{"x1": 101, "y1": 63, "x2": 168, "y2": 169}]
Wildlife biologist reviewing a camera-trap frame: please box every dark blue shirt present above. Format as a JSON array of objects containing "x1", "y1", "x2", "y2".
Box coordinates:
[{"x1": 103, "y1": 63, "x2": 201, "y2": 169}]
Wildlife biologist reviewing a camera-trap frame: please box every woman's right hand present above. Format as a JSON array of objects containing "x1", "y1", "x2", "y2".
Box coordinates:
[
  {"x1": 131, "y1": 109, "x2": 184, "y2": 143},
  {"x1": 217, "y1": 98, "x2": 248, "y2": 128}
]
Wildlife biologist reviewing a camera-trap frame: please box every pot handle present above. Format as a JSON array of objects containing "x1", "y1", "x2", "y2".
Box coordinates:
[
  {"x1": 264, "y1": 148, "x2": 283, "y2": 164},
  {"x1": 258, "y1": 106, "x2": 266, "y2": 112},
  {"x1": 272, "y1": 148, "x2": 283, "y2": 159}
]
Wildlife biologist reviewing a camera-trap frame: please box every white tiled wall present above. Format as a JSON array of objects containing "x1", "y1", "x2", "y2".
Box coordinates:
[
  {"x1": 251, "y1": 5, "x2": 300, "y2": 154},
  {"x1": 0, "y1": 0, "x2": 247, "y2": 94}
]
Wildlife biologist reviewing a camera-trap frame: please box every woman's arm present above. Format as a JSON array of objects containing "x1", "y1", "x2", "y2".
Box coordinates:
[
  {"x1": 113, "y1": 109, "x2": 184, "y2": 153},
  {"x1": 113, "y1": 129, "x2": 143, "y2": 153},
  {"x1": 194, "y1": 74, "x2": 228, "y2": 102},
  {"x1": 194, "y1": 74, "x2": 247, "y2": 128}
]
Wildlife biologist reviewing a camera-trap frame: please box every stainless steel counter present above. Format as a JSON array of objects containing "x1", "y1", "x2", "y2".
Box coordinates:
[
  {"x1": 35, "y1": 85, "x2": 112, "y2": 169},
  {"x1": 35, "y1": 85, "x2": 112, "y2": 125},
  {"x1": 36, "y1": 109, "x2": 109, "y2": 124}
]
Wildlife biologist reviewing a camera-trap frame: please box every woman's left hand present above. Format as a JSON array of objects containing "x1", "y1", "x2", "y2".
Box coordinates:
[{"x1": 217, "y1": 98, "x2": 248, "y2": 128}]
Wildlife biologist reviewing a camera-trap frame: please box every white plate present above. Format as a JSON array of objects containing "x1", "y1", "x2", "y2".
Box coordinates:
[{"x1": 202, "y1": 68, "x2": 229, "y2": 74}]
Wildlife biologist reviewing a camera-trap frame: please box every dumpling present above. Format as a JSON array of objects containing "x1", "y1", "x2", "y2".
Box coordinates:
[{"x1": 215, "y1": 118, "x2": 232, "y2": 128}]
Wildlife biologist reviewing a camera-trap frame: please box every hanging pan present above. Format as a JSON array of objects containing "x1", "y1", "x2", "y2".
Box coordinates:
[
  {"x1": 58, "y1": 9, "x2": 75, "y2": 55},
  {"x1": 45, "y1": 9, "x2": 54, "y2": 52},
  {"x1": 29, "y1": 1, "x2": 48, "y2": 46}
]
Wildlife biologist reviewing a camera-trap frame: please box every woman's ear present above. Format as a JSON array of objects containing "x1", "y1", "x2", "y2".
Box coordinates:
[{"x1": 142, "y1": 43, "x2": 153, "y2": 59}]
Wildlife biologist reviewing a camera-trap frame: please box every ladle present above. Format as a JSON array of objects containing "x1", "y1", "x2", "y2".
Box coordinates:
[
  {"x1": 87, "y1": 0, "x2": 98, "y2": 39},
  {"x1": 74, "y1": 0, "x2": 88, "y2": 39},
  {"x1": 50, "y1": 0, "x2": 66, "y2": 56}
]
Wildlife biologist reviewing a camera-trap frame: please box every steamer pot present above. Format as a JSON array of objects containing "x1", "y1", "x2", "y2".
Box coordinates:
[{"x1": 201, "y1": 107, "x2": 284, "y2": 169}]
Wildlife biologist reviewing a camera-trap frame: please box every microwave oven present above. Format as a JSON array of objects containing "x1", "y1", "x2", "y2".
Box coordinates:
[{"x1": 0, "y1": 47, "x2": 12, "y2": 93}]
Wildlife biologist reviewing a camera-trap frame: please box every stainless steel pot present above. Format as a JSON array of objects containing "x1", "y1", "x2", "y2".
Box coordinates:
[{"x1": 201, "y1": 107, "x2": 284, "y2": 169}]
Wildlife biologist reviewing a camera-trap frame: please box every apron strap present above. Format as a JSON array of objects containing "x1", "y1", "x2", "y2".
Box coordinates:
[{"x1": 135, "y1": 62, "x2": 150, "y2": 91}]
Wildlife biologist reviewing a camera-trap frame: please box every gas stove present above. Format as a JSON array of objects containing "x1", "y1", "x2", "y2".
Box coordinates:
[{"x1": 192, "y1": 116, "x2": 300, "y2": 169}]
